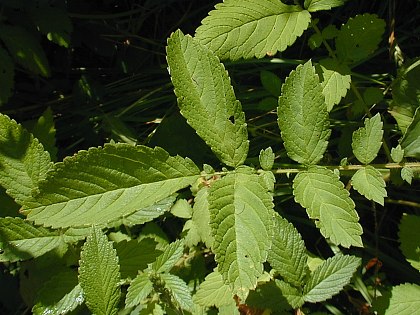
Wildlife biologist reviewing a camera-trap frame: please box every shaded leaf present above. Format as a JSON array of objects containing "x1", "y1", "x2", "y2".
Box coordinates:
[
  {"x1": 400, "y1": 107, "x2": 420, "y2": 159},
  {"x1": 151, "y1": 239, "x2": 184, "y2": 273},
  {"x1": 399, "y1": 214, "x2": 420, "y2": 271},
  {"x1": 352, "y1": 113, "x2": 383, "y2": 164},
  {"x1": 351, "y1": 166, "x2": 387, "y2": 206},
  {"x1": 260, "y1": 71, "x2": 282, "y2": 97},
  {"x1": 275, "y1": 280, "x2": 305, "y2": 309},
  {"x1": 125, "y1": 272, "x2": 153, "y2": 308},
  {"x1": 32, "y1": 108, "x2": 57, "y2": 162},
  {"x1": 246, "y1": 280, "x2": 294, "y2": 312},
  {"x1": 160, "y1": 273, "x2": 194, "y2": 312},
  {"x1": 193, "y1": 269, "x2": 234, "y2": 308}
]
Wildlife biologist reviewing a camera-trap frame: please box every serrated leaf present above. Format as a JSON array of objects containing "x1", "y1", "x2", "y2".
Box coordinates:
[
  {"x1": 208, "y1": 169, "x2": 274, "y2": 299},
  {"x1": 115, "y1": 238, "x2": 161, "y2": 279},
  {"x1": 0, "y1": 217, "x2": 62, "y2": 262},
  {"x1": 32, "y1": 108, "x2": 57, "y2": 161},
  {"x1": 351, "y1": 166, "x2": 387, "y2": 206},
  {"x1": 401, "y1": 167, "x2": 414, "y2": 184},
  {"x1": 151, "y1": 239, "x2": 184, "y2": 273},
  {"x1": 386, "y1": 283, "x2": 420, "y2": 315},
  {"x1": 275, "y1": 280, "x2": 305, "y2": 309},
  {"x1": 304, "y1": 0, "x2": 346, "y2": 12},
  {"x1": 29, "y1": 7, "x2": 73, "y2": 47},
  {"x1": 24, "y1": 144, "x2": 200, "y2": 228},
  {"x1": 195, "y1": 0, "x2": 311, "y2": 60},
  {"x1": 391, "y1": 145, "x2": 404, "y2": 163},
  {"x1": 278, "y1": 60, "x2": 331, "y2": 165},
  {"x1": 167, "y1": 30, "x2": 248, "y2": 167},
  {"x1": 335, "y1": 14, "x2": 386, "y2": 64},
  {"x1": 401, "y1": 107, "x2": 420, "y2": 159},
  {"x1": 193, "y1": 269, "x2": 234, "y2": 308},
  {"x1": 0, "y1": 47, "x2": 14, "y2": 105},
  {"x1": 293, "y1": 166, "x2": 363, "y2": 248},
  {"x1": 0, "y1": 113, "x2": 52, "y2": 205},
  {"x1": 188, "y1": 187, "x2": 214, "y2": 248},
  {"x1": 246, "y1": 280, "x2": 294, "y2": 312},
  {"x1": 267, "y1": 214, "x2": 308, "y2": 287},
  {"x1": 303, "y1": 254, "x2": 361, "y2": 303},
  {"x1": 125, "y1": 272, "x2": 154, "y2": 308},
  {"x1": 171, "y1": 199, "x2": 192, "y2": 219},
  {"x1": 317, "y1": 58, "x2": 351, "y2": 111},
  {"x1": 260, "y1": 71, "x2": 282, "y2": 97},
  {"x1": 352, "y1": 113, "x2": 383, "y2": 164},
  {"x1": 160, "y1": 273, "x2": 194, "y2": 312},
  {"x1": 78, "y1": 226, "x2": 121, "y2": 315},
  {"x1": 259, "y1": 147, "x2": 275, "y2": 171},
  {"x1": 399, "y1": 214, "x2": 420, "y2": 271},
  {"x1": 32, "y1": 270, "x2": 84, "y2": 315},
  {"x1": 0, "y1": 25, "x2": 50, "y2": 77}
]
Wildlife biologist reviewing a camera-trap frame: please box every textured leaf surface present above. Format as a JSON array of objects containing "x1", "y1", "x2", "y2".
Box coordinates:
[
  {"x1": 401, "y1": 167, "x2": 414, "y2": 184},
  {"x1": 151, "y1": 239, "x2": 184, "y2": 273},
  {"x1": 0, "y1": 113, "x2": 52, "y2": 205},
  {"x1": 125, "y1": 272, "x2": 153, "y2": 308},
  {"x1": 278, "y1": 61, "x2": 331, "y2": 165},
  {"x1": 188, "y1": 187, "x2": 214, "y2": 248},
  {"x1": 352, "y1": 113, "x2": 383, "y2": 164},
  {"x1": 386, "y1": 284, "x2": 420, "y2": 315},
  {"x1": 275, "y1": 280, "x2": 305, "y2": 309},
  {"x1": 304, "y1": 0, "x2": 346, "y2": 12},
  {"x1": 293, "y1": 166, "x2": 363, "y2": 247},
  {"x1": 208, "y1": 169, "x2": 274, "y2": 298},
  {"x1": 167, "y1": 30, "x2": 248, "y2": 167},
  {"x1": 401, "y1": 108, "x2": 420, "y2": 159},
  {"x1": 336, "y1": 13, "x2": 385, "y2": 63},
  {"x1": 351, "y1": 166, "x2": 387, "y2": 205},
  {"x1": 259, "y1": 147, "x2": 275, "y2": 171},
  {"x1": 246, "y1": 280, "x2": 294, "y2": 312},
  {"x1": 78, "y1": 226, "x2": 121, "y2": 315},
  {"x1": 195, "y1": 0, "x2": 311, "y2": 60},
  {"x1": 267, "y1": 215, "x2": 308, "y2": 287},
  {"x1": 160, "y1": 273, "x2": 194, "y2": 312},
  {"x1": 193, "y1": 269, "x2": 234, "y2": 307},
  {"x1": 25, "y1": 144, "x2": 200, "y2": 228},
  {"x1": 0, "y1": 47, "x2": 14, "y2": 105},
  {"x1": 0, "y1": 25, "x2": 50, "y2": 76},
  {"x1": 0, "y1": 217, "x2": 62, "y2": 262},
  {"x1": 32, "y1": 270, "x2": 83, "y2": 315},
  {"x1": 304, "y1": 255, "x2": 361, "y2": 303},
  {"x1": 399, "y1": 214, "x2": 420, "y2": 271}
]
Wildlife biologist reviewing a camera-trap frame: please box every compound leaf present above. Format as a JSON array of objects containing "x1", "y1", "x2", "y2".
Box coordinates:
[
  {"x1": 278, "y1": 60, "x2": 331, "y2": 165},
  {"x1": 267, "y1": 214, "x2": 308, "y2": 287},
  {"x1": 125, "y1": 272, "x2": 153, "y2": 308},
  {"x1": 304, "y1": 254, "x2": 361, "y2": 303},
  {"x1": 304, "y1": 0, "x2": 346, "y2": 12},
  {"x1": 386, "y1": 283, "x2": 420, "y2": 315},
  {"x1": 195, "y1": 0, "x2": 311, "y2": 60},
  {"x1": 399, "y1": 214, "x2": 420, "y2": 271},
  {"x1": 151, "y1": 239, "x2": 184, "y2": 273},
  {"x1": 0, "y1": 47, "x2": 14, "y2": 105},
  {"x1": 0, "y1": 113, "x2": 52, "y2": 205},
  {"x1": 24, "y1": 144, "x2": 200, "y2": 228},
  {"x1": 208, "y1": 168, "x2": 274, "y2": 299},
  {"x1": 167, "y1": 30, "x2": 248, "y2": 167},
  {"x1": 160, "y1": 273, "x2": 194, "y2": 312},
  {"x1": 352, "y1": 113, "x2": 383, "y2": 164},
  {"x1": 0, "y1": 217, "x2": 62, "y2": 262},
  {"x1": 335, "y1": 14, "x2": 386, "y2": 64},
  {"x1": 193, "y1": 269, "x2": 234, "y2": 308},
  {"x1": 79, "y1": 226, "x2": 121, "y2": 315},
  {"x1": 351, "y1": 166, "x2": 387, "y2": 206},
  {"x1": 293, "y1": 166, "x2": 363, "y2": 248}
]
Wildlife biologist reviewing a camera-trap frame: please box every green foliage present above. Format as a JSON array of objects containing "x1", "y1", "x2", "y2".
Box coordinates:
[
  {"x1": 399, "y1": 214, "x2": 420, "y2": 271},
  {"x1": 352, "y1": 113, "x2": 383, "y2": 164},
  {"x1": 351, "y1": 165, "x2": 387, "y2": 205}
]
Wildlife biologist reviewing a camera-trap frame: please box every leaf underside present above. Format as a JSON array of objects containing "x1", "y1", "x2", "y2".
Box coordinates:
[
  {"x1": 125, "y1": 272, "x2": 153, "y2": 308},
  {"x1": 24, "y1": 144, "x2": 199, "y2": 228},
  {"x1": 293, "y1": 166, "x2": 363, "y2": 248},
  {"x1": 195, "y1": 0, "x2": 311, "y2": 60},
  {"x1": 193, "y1": 269, "x2": 234, "y2": 308},
  {"x1": 167, "y1": 30, "x2": 249, "y2": 167},
  {"x1": 351, "y1": 166, "x2": 387, "y2": 205}
]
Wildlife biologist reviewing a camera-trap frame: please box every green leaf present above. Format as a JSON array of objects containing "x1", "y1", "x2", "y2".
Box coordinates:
[
  {"x1": 167, "y1": 30, "x2": 249, "y2": 167},
  {"x1": 352, "y1": 113, "x2": 383, "y2": 164},
  {"x1": 303, "y1": 254, "x2": 361, "y2": 303},
  {"x1": 32, "y1": 108, "x2": 57, "y2": 161},
  {"x1": 259, "y1": 147, "x2": 275, "y2": 171},
  {"x1": 208, "y1": 169, "x2": 274, "y2": 299},
  {"x1": 0, "y1": 25, "x2": 50, "y2": 77},
  {"x1": 260, "y1": 71, "x2": 282, "y2": 97},
  {"x1": 78, "y1": 226, "x2": 121, "y2": 315},
  {"x1": 195, "y1": 0, "x2": 311, "y2": 60},
  {"x1": 115, "y1": 238, "x2": 161, "y2": 279},
  {"x1": 401, "y1": 167, "x2": 414, "y2": 184},
  {"x1": 293, "y1": 166, "x2": 363, "y2": 248},
  {"x1": 401, "y1": 107, "x2": 420, "y2": 159},
  {"x1": 160, "y1": 273, "x2": 194, "y2": 312},
  {"x1": 391, "y1": 145, "x2": 404, "y2": 163},
  {"x1": 0, "y1": 113, "x2": 52, "y2": 205},
  {"x1": 25, "y1": 144, "x2": 200, "y2": 228},
  {"x1": 193, "y1": 269, "x2": 234, "y2": 308},
  {"x1": 246, "y1": 280, "x2": 294, "y2": 312},
  {"x1": 335, "y1": 14, "x2": 386, "y2": 64},
  {"x1": 278, "y1": 60, "x2": 331, "y2": 165},
  {"x1": 304, "y1": 0, "x2": 346, "y2": 12},
  {"x1": 267, "y1": 214, "x2": 308, "y2": 287},
  {"x1": 0, "y1": 47, "x2": 14, "y2": 105},
  {"x1": 170, "y1": 199, "x2": 192, "y2": 219},
  {"x1": 32, "y1": 270, "x2": 83, "y2": 315},
  {"x1": 151, "y1": 239, "x2": 184, "y2": 273},
  {"x1": 399, "y1": 214, "x2": 420, "y2": 271},
  {"x1": 125, "y1": 272, "x2": 154, "y2": 308},
  {"x1": 0, "y1": 217, "x2": 62, "y2": 262},
  {"x1": 317, "y1": 58, "x2": 351, "y2": 111},
  {"x1": 275, "y1": 280, "x2": 305, "y2": 309},
  {"x1": 386, "y1": 283, "x2": 420, "y2": 315},
  {"x1": 29, "y1": 7, "x2": 73, "y2": 47},
  {"x1": 351, "y1": 166, "x2": 387, "y2": 206}
]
